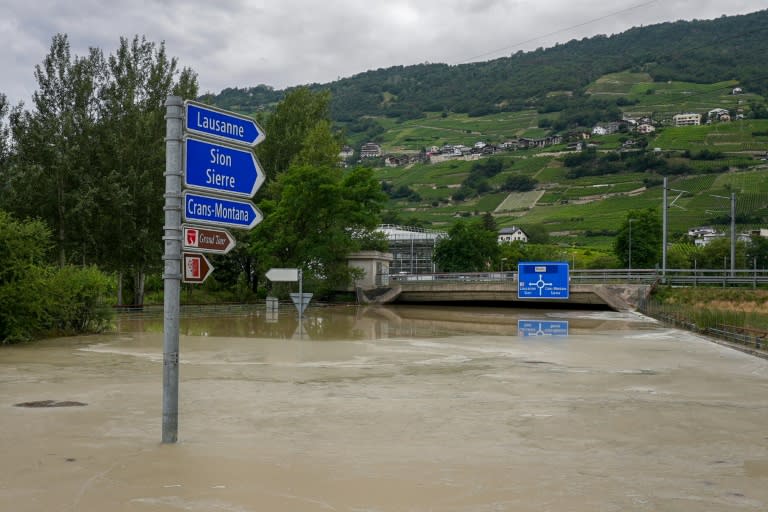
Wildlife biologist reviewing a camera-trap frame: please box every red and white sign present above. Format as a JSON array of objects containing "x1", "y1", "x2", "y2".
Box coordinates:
[
  {"x1": 182, "y1": 252, "x2": 214, "y2": 284},
  {"x1": 182, "y1": 224, "x2": 236, "y2": 254}
]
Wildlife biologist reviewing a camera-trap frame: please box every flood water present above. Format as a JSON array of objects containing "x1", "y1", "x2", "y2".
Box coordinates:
[{"x1": 2, "y1": 304, "x2": 768, "y2": 511}]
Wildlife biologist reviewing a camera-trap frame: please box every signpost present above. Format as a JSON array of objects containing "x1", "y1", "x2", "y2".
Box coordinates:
[
  {"x1": 185, "y1": 100, "x2": 266, "y2": 146},
  {"x1": 182, "y1": 190, "x2": 263, "y2": 230},
  {"x1": 182, "y1": 252, "x2": 214, "y2": 284},
  {"x1": 518, "y1": 262, "x2": 570, "y2": 299},
  {"x1": 183, "y1": 136, "x2": 265, "y2": 198},
  {"x1": 266, "y1": 267, "x2": 311, "y2": 320},
  {"x1": 164, "y1": 97, "x2": 267, "y2": 444},
  {"x1": 182, "y1": 224, "x2": 236, "y2": 254}
]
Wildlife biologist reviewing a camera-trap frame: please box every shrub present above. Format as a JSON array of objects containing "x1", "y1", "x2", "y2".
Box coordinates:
[{"x1": 0, "y1": 211, "x2": 114, "y2": 343}]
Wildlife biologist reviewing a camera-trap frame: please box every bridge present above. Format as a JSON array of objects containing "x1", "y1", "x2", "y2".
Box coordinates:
[{"x1": 358, "y1": 268, "x2": 768, "y2": 311}]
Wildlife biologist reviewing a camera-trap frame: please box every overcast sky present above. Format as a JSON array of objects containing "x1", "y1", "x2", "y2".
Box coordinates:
[{"x1": 2, "y1": 0, "x2": 765, "y2": 107}]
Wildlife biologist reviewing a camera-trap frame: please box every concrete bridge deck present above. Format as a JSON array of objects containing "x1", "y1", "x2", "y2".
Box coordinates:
[{"x1": 358, "y1": 272, "x2": 655, "y2": 311}]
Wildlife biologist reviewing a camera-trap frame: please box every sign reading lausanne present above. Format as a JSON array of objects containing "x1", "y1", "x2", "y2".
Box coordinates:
[
  {"x1": 184, "y1": 137, "x2": 265, "y2": 197},
  {"x1": 185, "y1": 100, "x2": 266, "y2": 147},
  {"x1": 183, "y1": 190, "x2": 263, "y2": 230}
]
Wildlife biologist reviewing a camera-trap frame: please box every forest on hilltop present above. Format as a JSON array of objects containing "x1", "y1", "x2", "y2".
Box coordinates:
[{"x1": 202, "y1": 9, "x2": 768, "y2": 122}]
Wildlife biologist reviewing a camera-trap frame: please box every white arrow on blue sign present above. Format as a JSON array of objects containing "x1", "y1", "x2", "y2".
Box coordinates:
[
  {"x1": 185, "y1": 100, "x2": 266, "y2": 147},
  {"x1": 184, "y1": 137, "x2": 265, "y2": 198},
  {"x1": 182, "y1": 190, "x2": 263, "y2": 230}
]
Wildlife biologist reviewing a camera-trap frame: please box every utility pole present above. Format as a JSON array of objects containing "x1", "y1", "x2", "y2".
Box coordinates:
[
  {"x1": 730, "y1": 192, "x2": 736, "y2": 277},
  {"x1": 662, "y1": 177, "x2": 668, "y2": 278},
  {"x1": 628, "y1": 218, "x2": 635, "y2": 280},
  {"x1": 711, "y1": 192, "x2": 737, "y2": 277}
]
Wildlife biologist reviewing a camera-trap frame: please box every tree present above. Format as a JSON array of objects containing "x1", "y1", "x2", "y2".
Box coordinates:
[
  {"x1": 0, "y1": 211, "x2": 112, "y2": 343},
  {"x1": 698, "y1": 237, "x2": 747, "y2": 270},
  {"x1": 216, "y1": 87, "x2": 342, "y2": 294},
  {"x1": 7, "y1": 34, "x2": 104, "y2": 267},
  {"x1": 4, "y1": 34, "x2": 197, "y2": 306},
  {"x1": 747, "y1": 235, "x2": 768, "y2": 269},
  {"x1": 434, "y1": 219, "x2": 500, "y2": 272},
  {"x1": 255, "y1": 164, "x2": 386, "y2": 296},
  {"x1": 613, "y1": 209, "x2": 662, "y2": 268},
  {"x1": 96, "y1": 35, "x2": 198, "y2": 305},
  {"x1": 256, "y1": 87, "x2": 336, "y2": 181}
]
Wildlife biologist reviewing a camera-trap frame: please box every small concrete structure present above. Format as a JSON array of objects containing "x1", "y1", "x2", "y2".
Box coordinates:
[{"x1": 347, "y1": 251, "x2": 393, "y2": 290}]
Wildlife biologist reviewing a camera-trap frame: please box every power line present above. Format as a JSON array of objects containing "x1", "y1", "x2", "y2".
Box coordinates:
[{"x1": 459, "y1": 0, "x2": 659, "y2": 64}]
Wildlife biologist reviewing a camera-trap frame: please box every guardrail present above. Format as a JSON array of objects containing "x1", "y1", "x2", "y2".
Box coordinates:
[{"x1": 386, "y1": 268, "x2": 768, "y2": 287}]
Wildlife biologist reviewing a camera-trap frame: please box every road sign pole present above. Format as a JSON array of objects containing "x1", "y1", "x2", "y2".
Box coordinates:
[
  {"x1": 299, "y1": 268, "x2": 303, "y2": 323},
  {"x1": 162, "y1": 95, "x2": 183, "y2": 444}
]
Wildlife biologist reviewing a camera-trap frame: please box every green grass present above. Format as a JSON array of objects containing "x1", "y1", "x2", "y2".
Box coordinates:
[
  {"x1": 376, "y1": 71, "x2": 768, "y2": 246},
  {"x1": 378, "y1": 110, "x2": 541, "y2": 151}
]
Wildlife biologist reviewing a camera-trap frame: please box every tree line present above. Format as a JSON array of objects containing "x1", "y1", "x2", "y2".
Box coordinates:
[{"x1": 0, "y1": 34, "x2": 388, "y2": 342}]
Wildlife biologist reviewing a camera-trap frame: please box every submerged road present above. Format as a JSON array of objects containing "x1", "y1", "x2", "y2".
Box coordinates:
[{"x1": 1, "y1": 305, "x2": 767, "y2": 511}]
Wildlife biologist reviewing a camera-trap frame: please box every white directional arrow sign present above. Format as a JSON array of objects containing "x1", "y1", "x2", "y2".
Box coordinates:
[{"x1": 266, "y1": 268, "x2": 299, "y2": 282}]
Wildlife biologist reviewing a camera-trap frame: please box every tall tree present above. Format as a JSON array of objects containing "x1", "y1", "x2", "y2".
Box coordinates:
[
  {"x1": 96, "y1": 35, "x2": 197, "y2": 305},
  {"x1": 256, "y1": 87, "x2": 336, "y2": 180},
  {"x1": 434, "y1": 219, "x2": 500, "y2": 272},
  {"x1": 255, "y1": 163, "x2": 386, "y2": 295},
  {"x1": 217, "y1": 87, "x2": 341, "y2": 293},
  {"x1": 613, "y1": 209, "x2": 662, "y2": 269},
  {"x1": 7, "y1": 34, "x2": 104, "y2": 267}
]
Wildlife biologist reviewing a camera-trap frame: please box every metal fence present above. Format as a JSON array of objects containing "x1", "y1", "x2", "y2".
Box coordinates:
[{"x1": 389, "y1": 268, "x2": 768, "y2": 287}]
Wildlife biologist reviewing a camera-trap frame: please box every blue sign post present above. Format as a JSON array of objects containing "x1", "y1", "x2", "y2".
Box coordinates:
[
  {"x1": 185, "y1": 101, "x2": 265, "y2": 146},
  {"x1": 182, "y1": 191, "x2": 263, "y2": 230},
  {"x1": 518, "y1": 262, "x2": 570, "y2": 299},
  {"x1": 183, "y1": 137, "x2": 265, "y2": 197}
]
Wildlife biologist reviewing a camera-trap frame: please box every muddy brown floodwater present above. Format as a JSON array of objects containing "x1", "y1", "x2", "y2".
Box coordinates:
[{"x1": 1, "y1": 304, "x2": 768, "y2": 511}]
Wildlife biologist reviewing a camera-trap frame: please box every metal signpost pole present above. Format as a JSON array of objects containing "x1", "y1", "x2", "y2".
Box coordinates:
[
  {"x1": 299, "y1": 268, "x2": 304, "y2": 324},
  {"x1": 662, "y1": 177, "x2": 668, "y2": 279},
  {"x1": 162, "y1": 96, "x2": 183, "y2": 443}
]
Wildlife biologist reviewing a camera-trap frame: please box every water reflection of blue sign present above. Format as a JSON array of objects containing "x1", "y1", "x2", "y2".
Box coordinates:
[
  {"x1": 518, "y1": 262, "x2": 569, "y2": 299},
  {"x1": 518, "y1": 320, "x2": 569, "y2": 337}
]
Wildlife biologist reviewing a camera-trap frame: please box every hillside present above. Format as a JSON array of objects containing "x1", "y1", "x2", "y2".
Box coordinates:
[
  {"x1": 200, "y1": 10, "x2": 768, "y2": 254},
  {"x1": 202, "y1": 9, "x2": 768, "y2": 122}
]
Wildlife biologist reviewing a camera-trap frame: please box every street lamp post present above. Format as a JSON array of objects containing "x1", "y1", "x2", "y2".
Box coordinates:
[{"x1": 628, "y1": 218, "x2": 635, "y2": 280}]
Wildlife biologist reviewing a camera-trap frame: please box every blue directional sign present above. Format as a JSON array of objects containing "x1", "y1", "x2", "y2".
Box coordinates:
[
  {"x1": 518, "y1": 262, "x2": 570, "y2": 299},
  {"x1": 185, "y1": 101, "x2": 266, "y2": 147},
  {"x1": 184, "y1": 137, "x2": 265, "y2": 198},
  {"x1": 182, "y1": 191, "x2": 263, "y2": 230},
  {"x1": 518, "y1": 320, "x2": 569, "y2": 337}
]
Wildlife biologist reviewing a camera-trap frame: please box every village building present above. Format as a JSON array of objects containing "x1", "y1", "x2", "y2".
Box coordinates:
[
  {"x1": 497, "y1": 226, "x2": 528, "y2": 244},
  {"x1": 673, "y1": 113, "x2": 701, "y2": 127}
]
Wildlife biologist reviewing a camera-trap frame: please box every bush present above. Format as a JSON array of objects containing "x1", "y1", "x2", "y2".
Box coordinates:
[
  {"x1": 0, "y1": 211, "x2": 114, "y2": 343},
  {"x1": 46, "y1": 266, "x2": 114, "y2": 334}
]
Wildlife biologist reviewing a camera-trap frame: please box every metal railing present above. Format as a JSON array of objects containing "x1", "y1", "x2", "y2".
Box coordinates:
[{"x1": 387, "y1": 268, "x2": 768, "y2": 287}]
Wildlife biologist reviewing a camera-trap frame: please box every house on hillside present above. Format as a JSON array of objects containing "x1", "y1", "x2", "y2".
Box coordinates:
[
  {"x1": 707, "y1": 108, "x2": 731, "y2": 122},
  {"x1": 497, "y1": 226, "x2": 528, "y2": 244},
  {"x1": 339, "y1": 145, "x2": 354, "y2": 161},
  {"x1": 592, "y1": 121, "x2": 624, "y2": 136},
  {"x1": 637, "y1": 123, "x2": 656, "y2": 134},
  {"x1": 673, "y1": 113, "x2": 701, "y2": 126},
  {"x1": 360, "y1": 142, "x2": 382, "y2": 158}
]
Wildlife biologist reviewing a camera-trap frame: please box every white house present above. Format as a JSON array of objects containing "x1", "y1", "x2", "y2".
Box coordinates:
[
  {"x1": 497, "y1": 226, "x2": 528, "y2": 244},
  {"x1": 637, "y1": 124, "x2": 656, "y2": 134},
  {"x1": 673, "y1": 113, "x2": 701, "y2": 126},
  {"x1": 360, "y1": 142, "x2": 382, "y2": 158}
]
